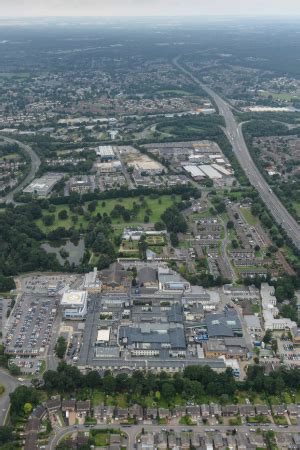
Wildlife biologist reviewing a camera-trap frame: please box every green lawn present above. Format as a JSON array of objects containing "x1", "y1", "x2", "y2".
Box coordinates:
[
  {"x1": 36, "y1": 195, "x2": 179, "y2": 233},
  {"x1": 36, "y1": 204, "x2": 87, "y2": 232},
  {"x1": 259, "y1": 90, "x2": 299, "y2": 101},
  {"x1": 0, "y1": 153, "x2": 19, "y2": 161},
  {"x1": 157, "y1": 89, "x2": 192, "y2": 96},
  {"x1": 93, "y1": 432, "x2": 110, "y2": 446},
  {"x1": 292, "y1": 202, "x2": 300, "y2": 215},
  {"x1": 179, "y1": 415, "x2": 196, "y2": 426},
  {"x1": 229, "y1": 416, "x2": 242, "y2": 426},
  {"x1": 294, "y1": 391, "x2": 300, "y2": 403},
  {"x1": 251, "y1": 303, "x2": 260, "y2": 314},
  {"x1": 273, "y1": 415, "x2": 288, "y2": 425},
  {"x1": 240, "y1": 207, "x2": 258, "y2": 226},
  {"x1": 92, "y1": 390, "x2": 105, "y2": 406}
]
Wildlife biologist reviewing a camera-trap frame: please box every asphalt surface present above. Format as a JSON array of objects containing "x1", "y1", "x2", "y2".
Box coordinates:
[
  {"x1": 173, "y1": 58, "x2": 300, "y2": 251},
  {"x1": 48, "y1": 422, "x2": 300, "y2": 450},
  {"x1": 0, "y1": 135, "x2": 41, "y2": 204},
  {"x1": 0, "y1": 369, "x2": 29, "y2": 425}
]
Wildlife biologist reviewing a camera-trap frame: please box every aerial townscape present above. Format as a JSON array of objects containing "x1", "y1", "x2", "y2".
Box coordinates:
[{"x1": 1, "y1": 3, "x2": 300, "y2": 450}]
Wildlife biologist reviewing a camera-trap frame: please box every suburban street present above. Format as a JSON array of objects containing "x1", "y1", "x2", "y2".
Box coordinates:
[
  {"x1": 0, "y1": 369, "x2": 29, "y2": 425},
  {"x1": 0, "y1": 135, "x2": 41, "y2": 204},
  {"x1": 173, "y1": 57, "x2": 300, "y2": 251},
  {"x1": 48, "y1": 422, "x2": 300, "y2": 450}
]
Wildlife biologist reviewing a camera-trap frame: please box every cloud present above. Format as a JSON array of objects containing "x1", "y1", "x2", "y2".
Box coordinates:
[{"x1": 1, "y1": 0, "x2": 300, "y2": 16}]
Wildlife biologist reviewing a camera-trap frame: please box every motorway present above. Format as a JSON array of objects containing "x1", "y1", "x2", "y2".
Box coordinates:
[
  {"x1": 47, "y1": 422, "x2": 300, "y2": 449},
  {"x1": 0, "y1": 369, "x2": 29, "y2": 425},
  {"x1": 0, "y1": 135, "x2": 41, "y2": 204},
  {"x1": 173, "y1": 58, "x2": 300, "y2": 251}
]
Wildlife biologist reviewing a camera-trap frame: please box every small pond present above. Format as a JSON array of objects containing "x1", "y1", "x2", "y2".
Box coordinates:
[{"x1": 41, "y1": 238, "x2": 85, "y2": 266}]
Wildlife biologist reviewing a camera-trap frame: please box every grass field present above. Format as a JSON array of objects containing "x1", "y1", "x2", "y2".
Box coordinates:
[
  {"x1": 157, "y1": 89, "x2": 192, "y2": 96},
  {"x1": 240, "y1": 207, "x2": 258, "y2": 226},
  {"x1": 0, "y1": 153, "x2": 19, "y2": 161},
  {"x1": 36, "y1": 195, "x2": 179, "y2": 233},
  {"x1": 273, "y1": 415, "x2": 288, "y2": 425},
  {"x1": 94, "y1": 433, "x2": 110, "y2": 446},
  {"x1": 259, "y1": 90, "x2": 300, "y2": 101},
  {"x1": 292, "y1": 202, "x2": 300, "y2": 215}
]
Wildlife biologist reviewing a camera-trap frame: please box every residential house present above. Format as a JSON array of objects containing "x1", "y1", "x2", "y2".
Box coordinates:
[
  {"x1": 180, "y1": 433, "x2": 190, "y2": 449},
  {"x1": 275, "y1": 433, "x2": 293, "y2": 450},
  {"x1": 236, "y1": 433, "x2": 252, "y2": 450},
  {"x1": 255, "y1": 404, "x2": 270, "y2": 416},
  {"x1": 128, "y1": 404, "x2": 144, "y2": 421},
  {"x1": 167, "y1": 433, "x2": 177, "y2": 449},
  {"x1": 31, "y1": 405, "x2": 46, "y2": 421},
  {"x1": 110, "y1": 434, "x2": 121, "y2": 450},
  {"x1": 248, "y1": 433, "x2": 266, "y2": 448},
  {"x1": 145, "y1": 407, "x2": 157, "y2": 420},
  {"x1": 171, "y1": 406, "x2": 186, "y2": 418},
  {"x1": 226, "y1": 435, "x2": 237, "y2": 450},
  {"x1": 239, "y1": 404, "x2": 255, "y2": 417},
  {"x1": 76, "y1": 400, "x2": 91, "y2": 417},
  {"x1": 191, "y1": 433, "x2": 202, "y2": 448},
  {"x1": 77, "y1": 434, "x2": 90, "y2": 447},
  {"x1": 62, "y1": 400, "x2": 76, "y2": 413},
  {"x1": 46, "y1": 397, "x2": 61, "y2": 415},
  {"x1": 222, "y1": 405, "x2": 238, "y2": 416},
  {"x1": 24, "y1": 417, "x2": 40, "y2": 450},
  {"x1": 155, "y1": 431, "x2": 168, "y2": 449},
  {"x1": 272, "y1": 404, "x2": 286, "y2": 416},
  {"x1": 158, "y1": 408, "x2": 170, "y2": 420},
  {"x1": 114, "y1": 407, "x2": 128, "y2": 421},
  {"x1": 200, "y1": 404, "x2": 210, "y2": 419},
  {"x1": 199, "y1": 435, "x2": 214, "y2": 450},
  {"x1": 210, "y1": 403, "x2": 222, "y2": 418},
  {"x1": 140, "y1": 433, "x2": 155, "y2": 449},
  {"x1": 186, "y1": 405, "x2": 201, "y2": 421},
  {"x1": 287, "y1": 404, "x2": 300, "y2": 418},
  {"x1": 213, "y1": 432, "x2": 225, "y2": 449}
]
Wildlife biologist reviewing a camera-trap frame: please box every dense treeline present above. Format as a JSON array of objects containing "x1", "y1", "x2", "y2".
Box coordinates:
[
  {"x1": 32, "y1": 362, "x2": 300, "y2": 408},
  {"x1": 0, "y1": 204, "x2": 60, "y2": 282},
  {"x1": 14, "y1": 183, "x2": 199, "y2": 206},
  {"x1": 42, "y1": 363, "x2": 236, "y2": 406}
]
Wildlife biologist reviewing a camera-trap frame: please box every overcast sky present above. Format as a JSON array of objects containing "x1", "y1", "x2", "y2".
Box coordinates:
[{"x1": 1, "y1": 0, "x2": 300, "y2": 17}]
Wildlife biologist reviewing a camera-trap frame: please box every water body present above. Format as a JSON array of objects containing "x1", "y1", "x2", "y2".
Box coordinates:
[{"x1": 41, "y1": 238, "x2": 85, "y2": 266}]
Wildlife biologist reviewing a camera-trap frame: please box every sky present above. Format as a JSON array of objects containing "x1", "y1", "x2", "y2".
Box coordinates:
[{"x1": 1, "y1": 0, "x2": 300, "y2": 17}]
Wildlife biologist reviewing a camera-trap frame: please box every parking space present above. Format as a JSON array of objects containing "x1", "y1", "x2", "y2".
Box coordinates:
[
  {"x1": 4, "y1": 293, "x2": 58, "y2": 356},
  {"x1": 278, "y1": 338, "x2": 300, "y2": 365},
  {"x1": 21, "y1": 274, "x2": 82, "y2": 295},
  {"x1": 10, "y1": 357, "x2": 43, "y2": 375}
]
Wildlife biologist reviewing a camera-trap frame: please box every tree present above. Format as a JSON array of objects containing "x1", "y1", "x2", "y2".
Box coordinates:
[
  {"x1": 170, "y1": 232, "x2": 179, "y2": 247},
  {"x1": 161, "y1": 206, "x2": 187, "y2": 233},
  {"x1": 161, "y1": 383, "x2": 176, "y2": 403},
  {"x1": 263, "y1": 329, "x2": 272, "y2": 344},
  {"x1": 10, "y1": 386, "x2": 39, "y2": 416},
  {"x1": 58, "y1": 209, "x2": 68, "y2": 220},
  {"x1": 42, "y1": 215, "x2": 55, "y2": 226},
  {"x1": 9, "y1": 364, "x2": 20, "y2": 376},
  {"x1": 23, "y1": 403, "x2": 32, "y2": 415},
  {"x1": 55, "y1": 336, "x2": 67, "y2": 359},
  {"x1": 0, "y1": 426, "x2": 13, "y2": 446},
  {"x1": 154, "y1": 221, "x2": 165, "y2": 231},
  {"x1": 0, "y1": 276, "x2": 15, "y2": 292},
  {"x1": 88, "y1": 200, "x2": 97, "y2": 212},
  {"x1": 227, "y1": 221, "x2": 234, "y2": 229}
]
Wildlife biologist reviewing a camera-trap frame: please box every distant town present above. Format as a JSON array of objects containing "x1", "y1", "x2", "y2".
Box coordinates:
[{"x1": 0, "y1": 15, "x2": 300, "y2": 450}]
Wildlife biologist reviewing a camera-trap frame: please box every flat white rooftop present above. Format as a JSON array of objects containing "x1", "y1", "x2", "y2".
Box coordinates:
[
  {"x1": 61, "y1": 290, "x2": 87, "y2": 306},
  {"x1": 97, "y1": 329, "x2": 110, "y2": 342}
]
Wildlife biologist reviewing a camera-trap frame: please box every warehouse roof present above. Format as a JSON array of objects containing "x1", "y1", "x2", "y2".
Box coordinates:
[
  {"x1": 206, "y1": 310, "x2": 242, "y2": 337},
  {"x1": 119, "y1": 324, "x2": 186, "y2": 349}
]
